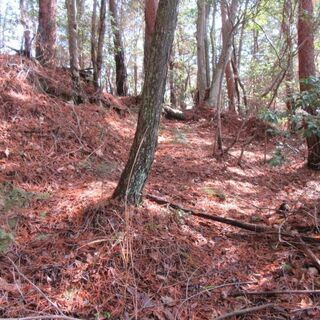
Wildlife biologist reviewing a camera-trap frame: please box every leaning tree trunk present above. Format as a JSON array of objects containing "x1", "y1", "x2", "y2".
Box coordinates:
[
  {"x1": 112, "y1": 0, "x2": 179, "y2": 205},
  {"x1": 36, "y1": 0, "x2": 57, "y2": 65},
  {"x1": 144, "y1": 0, "x2": 159, "y2": 72},
  {"x1": 109, "y1": 0, "x2": 128, "y2": 96},
  {"x1": 298, "y1": 0, "x2": 320, "y2": 170},
  {"x1": 66, "y1": 0, "x2": 83, "y2": 104}
]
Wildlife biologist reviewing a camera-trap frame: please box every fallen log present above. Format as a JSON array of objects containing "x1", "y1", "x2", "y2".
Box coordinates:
[
  {"x1": 146, "y1": 194, "x2": 320, "y2": 244},
  {"x1": 163, "y1": 106, "x2": 186, "y2": 120}
]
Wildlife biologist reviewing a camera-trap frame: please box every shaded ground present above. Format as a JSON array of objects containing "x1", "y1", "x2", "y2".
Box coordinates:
[{"x1": 1, "y1": 55, "x2": 320, "y2": 319}]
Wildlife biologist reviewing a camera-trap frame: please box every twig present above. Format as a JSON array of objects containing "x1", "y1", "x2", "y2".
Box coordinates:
[
  {"x1": 174, "y1": 281, "x2": 257, "y2": 320},
  {"x1": 213, "y1": 303, "x2": 274, "y2": 320},
  {"x1": 7, "y1": 257, "x2": 65, "y2": 316},
  {"x1": 0, "y1": 316, "x2": 83, "y2": 320},
  {"x1": 231, "y1": 289, "x2": 320, "y2": 297}
]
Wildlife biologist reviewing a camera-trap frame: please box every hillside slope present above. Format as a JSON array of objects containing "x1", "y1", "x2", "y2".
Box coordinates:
[{"x1": 0, "y1": 55, "x2": 320, "y2": 319}]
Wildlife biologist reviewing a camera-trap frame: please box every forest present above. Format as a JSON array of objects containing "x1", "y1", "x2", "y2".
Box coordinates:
[{"x1": 0, "y1": 0, "x2": 320, "y2": 319}]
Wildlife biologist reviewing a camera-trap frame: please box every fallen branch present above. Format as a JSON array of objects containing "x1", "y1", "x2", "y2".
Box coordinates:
[
  {"x1": 231, "y1": 289, "x2": 320, "y2": 297},
  {"x1": 0, "y1": 316, "x2": 83, "y2": 320},
  {"x1": 213, "y1": 303, "x2": 274, "y2": 320},
  {"x1": 146, "y1": 194, "x2": 320, "y2": 244}
]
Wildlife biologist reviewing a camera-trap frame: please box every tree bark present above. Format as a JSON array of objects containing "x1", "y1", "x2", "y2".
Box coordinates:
[
  {"x1": 76, "y1": 0, "x2": 85, "y2": 69},
  {"x1": 95, "y1": 0, "x2": 107, "y2": 89},
  {"x1": 207, "y1": 0, "x2": 238, "y2": 108},
  {"x1": 109, "y1": 0, "x2": 128, "y2": 96},
  {"x1": 19, "y1": 0, "x2": 32, "y2": 58},
  {"x1": 144, "y1": 0, "x2": 159, "y2": 72},
  {"x1": 196, "y1": 0, "x2": 208, "y2": 103},
  {"x1": 222, "y1": 0, "x2": 236, "y2": 113},
  {"x1": 91, "y1": 0, "x2": 98, "y2": 86},
  {"x1": 298, "y1": 0, "x2": 320, "y2": 170},
  {"x1": 112, "y1": 0, "x2": 179, "y2": 205},
  {"x1": 36, "y1": 0, "x2": 57, "y2": 65},
  {"x1": 66, "y1": 0, "x2": 83, "y2": 104}
]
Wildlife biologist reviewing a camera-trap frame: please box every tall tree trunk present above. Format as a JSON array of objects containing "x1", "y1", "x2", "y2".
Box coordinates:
[
  {"x1": 207, "y1": 0, "x2": 238, "y2": 108},
  {"x1": 66, "y1": 0, "x2": 83, "y2": 104},
  {"x1": 95, "y1": 0, "x2": 107, "y2": 89},
  {"x1": 144, "y1": 0, "x2": 159, "y2": 72},
  {"x1": 76, "y1": 0, "x2": 85, "y2": 68},
  {"x1": 110, "y1": 0, "x2": 128, "y2": 96},
  {"x1": 19, "y1": 0, "x2": 32, "y2": 58},
  {"x1": 91, "y1": 0, "x2": 98, "y2": 86},
  {"x1": 298, "y1": 0, "x2": 320, "y2": 170},
  {"x1": 221, "y1": 0, "x2": 236, "y2": 113},
  {"x1": 197, "y1": 0, "x2": 208, "y2": 103},
  {"x1": 208, "y1": 0, "x2": 238, "y2": 154},
  {"x1": 112, "y1": 0, "x2": 179, "y2": 205},
  {"x1": 282, "y1": 0, "x2": 294, "y2": 117},
  {"x1": 36, "y1": 0, "x2": 57, "y2": 65},
  {"x1": 210, "y1": 0, "x2": 217, "y2": 84},
  {"x1": 169, "y1": 48, "x2": 177, "y2": 107}
]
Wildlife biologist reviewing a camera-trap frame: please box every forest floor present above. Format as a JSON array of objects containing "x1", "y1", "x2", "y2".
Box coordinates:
[{"x1": 1, "y1": 54, "x2": 320, "y2": 320}]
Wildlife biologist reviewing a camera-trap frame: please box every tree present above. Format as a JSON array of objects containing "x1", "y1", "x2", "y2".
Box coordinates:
[
  {"x1": 93, "y1": 0, "x2": 107, "y2": 89},
  {"x1": 207, "y1": 0, "x2": 238, "y2": 108},
  {"x1": 110, "y1": 0, "x2": 128, "y2": 96},
  {"x1": 298, "y1": 0, "x2": 320, "y2": 170},
  {"x1": 112, "y1": 0, "x2": 179, "y2": 205},
  {"x1": 36, "y1": 0, "x2": 57, "y2": 65},
  {"x1": 208, "y1": 0, "x2": 239, "y2": 153},
  {"x1": 144, "y1": 0, "x2": 159, "y2": 71},
  {"x1": 196, "y1": 0, "x2": 208, "y2": 103},
  {"x1": 19, "y1": 0, "x2": 32, "y2": 58},
  {"x1": 221, "y1": 1, "x2": 236, "y2": 112},
  {"x1": 66, "y1": 0, "x2": 83, "y2": 103}
]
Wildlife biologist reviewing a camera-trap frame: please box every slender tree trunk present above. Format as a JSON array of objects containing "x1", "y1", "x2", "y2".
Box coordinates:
[
  {"x1": 95, "y1": 0, "x2": 107, "y2": 89},
  {"x1": 221, "y1": 2, "x2": 236, "y2": 113},
  {"x1": 298, "y1": 0, "x2": 320, "y2": 170},
  {"x1": 36, "y1": 0, "x2": 57, "y2": 65},
  {"x1": 196, "y1": 0, "x2": 208, "y2": 103},
  {"x1": 210, "y1": 0, "x2": 217, "y2": 82},
  {"x1": 110, "y1": 0, "x2": 128, "y2": 96},
  {"x1": 19, "y1": 0, "x2": 32, "y2": 58},
  {"x1": 207, "y1": 0, "x2": 238, "y2": 108},
  {"x1": 66, "y1": 0, "x2": 83, "y2": 104},
  {"x1": 252, "y1": 29, "x2": 259, "y2": 60},
  {"x1": 282, "y1": 0, "x2": 294, "y2": 121},
  {"x1": 144, "y1": 0, "x2": 159, "y2": 72},
  {"x1": 76, "y1": 0, "x2": 85, "y2": 68},
  {"x1": 91, "y1": 0, "x2": 98, "y2": 86},
  {"x1": 169, "y1": 49, "x2": 177, "y2": 107},
  {"x1": 112, "y1": 0, "x2": 179, "y2": 205}
]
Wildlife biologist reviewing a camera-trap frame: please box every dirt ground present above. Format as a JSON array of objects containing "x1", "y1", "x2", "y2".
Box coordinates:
[{"x1": 1, "y1": 55, "x2": 320, "y2": 319}]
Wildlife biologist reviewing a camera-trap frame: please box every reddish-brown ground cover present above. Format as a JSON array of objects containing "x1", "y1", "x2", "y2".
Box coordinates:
[{"x1": 0, "y1": 55, "x2": 320, "y2": 319}]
